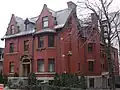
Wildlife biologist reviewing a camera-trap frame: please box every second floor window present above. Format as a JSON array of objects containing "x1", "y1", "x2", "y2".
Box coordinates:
[
  {"x1": 38, "y1": 36, "x2": 44, "y2": 48},
  {"x1": 37, "y1": 59, "x2": 44, "y2": 72},
  {"x1": 48, "y1": 58, "x2": 55, "y2": 72},
  {"x1": 10, "y1": 43, "x2": 14, "y2": 53},
  {"x1": 88, "y1": 61, "x2": 94, "y2": 72},
  {"x1": 24, "y1": 40, "x2": 29, "y2": 51},
  {"x1": 42, "y1": 16, "x2": 48, "y2": 28},
  {"x1": 88, "y1": 43, "x2": 93, "y2": 53},
  {"x1": 48, "y1": 35, "x2": 54, "y2": 47}
]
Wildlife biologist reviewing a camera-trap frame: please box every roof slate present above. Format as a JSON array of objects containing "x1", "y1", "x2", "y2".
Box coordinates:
[
  {"x1": 55, "y1": 8, "x2": 72, "y2": 25},
  {"x1": 2, "y1": 5, "x2": 73, "y2": 39},
  {"x1": 2, "y1": 29, "x2": 35, "y2": 39}
]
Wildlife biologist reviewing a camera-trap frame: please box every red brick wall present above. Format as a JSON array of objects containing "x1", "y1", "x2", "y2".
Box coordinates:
[{"x1": 3, "y1": 5, "x2": 119, "y2": 77}]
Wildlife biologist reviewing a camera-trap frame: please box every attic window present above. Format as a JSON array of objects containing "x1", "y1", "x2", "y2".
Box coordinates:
[
  {"x1": 42, "y1": 16, "x2": 48, "y2": 28},
  {"x1": 17, "y1": 26, "x2": 20, "y2": 32},
  {"x1": 54, "y1": 17, "x2": 57, "y2": 25},
  {"x1": 11, "y1": 25, "x2": 15, "y2": 34}
]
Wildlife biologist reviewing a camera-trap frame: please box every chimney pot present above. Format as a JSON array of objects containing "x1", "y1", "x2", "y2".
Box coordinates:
[{"x1": 67, "y1": 1, "x2": 76, "y2": 9}]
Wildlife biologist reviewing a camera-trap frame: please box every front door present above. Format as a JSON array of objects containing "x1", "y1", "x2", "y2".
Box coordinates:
[{"x1": 23, "y1": 64, "x2": 30, "y2": 76}]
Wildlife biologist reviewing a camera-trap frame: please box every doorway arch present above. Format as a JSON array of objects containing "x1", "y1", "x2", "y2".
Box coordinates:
[{"x1": 20, "y1": 55, "x2": 32, "y2": 76}]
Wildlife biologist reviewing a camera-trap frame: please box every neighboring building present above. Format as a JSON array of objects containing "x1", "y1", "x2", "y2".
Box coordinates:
[
  {"x1": 1, "y1": 1, "x2": 119, "y2": 88},
  {"x1": 0, "y1": 48, "x2": 4, "y2": 72}
]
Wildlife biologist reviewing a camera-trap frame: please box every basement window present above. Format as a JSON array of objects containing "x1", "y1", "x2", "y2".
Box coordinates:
[{"x1": 89, "y1": 78, "x2": 94, "y2": 88}]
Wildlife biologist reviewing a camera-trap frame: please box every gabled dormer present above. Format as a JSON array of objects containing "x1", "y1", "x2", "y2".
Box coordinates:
[
  {"x1": 6, "y1": 14, "x2": 23, "y2": 35},
  {"x1": 36, "y1": 4, "x2": 55, "y2": 31},
  {"x1": 6, "y1": 14, "x2": 16, "y2": 35},
  {"x1": 24, "y1": 18, "x2": 35, "y2": 31}
]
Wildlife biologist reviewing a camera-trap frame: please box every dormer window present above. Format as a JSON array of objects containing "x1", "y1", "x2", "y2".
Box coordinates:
[
  {"x1": 42, "y1": 16, "x2": 48, "y2": 28},
  {"x1": 11, "y1": 25, "x2": 15, "y2": 34}
]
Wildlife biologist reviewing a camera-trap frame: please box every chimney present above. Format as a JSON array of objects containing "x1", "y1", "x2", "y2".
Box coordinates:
[
  {"x1": 91, "y1": 13, "x2": 98, "y2": 26},
  {"x1": 67, "y1": 1, "x2": 77, "y2": 9},
  {"x1": 43, "y1": 4, "x2": 47, "y2": 8}
]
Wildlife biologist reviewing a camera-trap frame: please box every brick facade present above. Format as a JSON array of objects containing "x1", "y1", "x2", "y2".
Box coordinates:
[{"x1": 2, "y1": 1, "x2": 119, "y2": 81}]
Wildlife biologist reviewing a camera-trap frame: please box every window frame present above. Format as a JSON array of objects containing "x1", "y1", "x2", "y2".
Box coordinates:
[
  {"x1": 9, "y1": 62, "x2": 14, "y2": 73},
  {"x1": 9, "y1": 43, "x2": 14, "y2": 53},
  {"x1": 37, "y1": 59, "x2": 44, "y2": 72},
  {"x1": 42, "y1": 16, "x2": 48, "y2": 28},
  {"x1": 11, "y1": 25, "x2": 15, "y2": 34},
  {"x1": 24, "y1": 40, "x2": 29, "y2": 52},
  {"x1": 48, "y1": 35, "x2": 54, "y2": 47},
  {"x1": 88, "y1": 61, "x2": 94, "y2": 72},
  {"x1": 48, "y1": 58, "x2": 55, "y2": 72},
  {"x1": 89, "y1": 78, "x2": 94, "y2": 88},
  {"x1": 38, "y1": 36, "x2": 44, "y2": 48},
  {"x1": 88, "y1": 43, "x2": 93, "y2": 53}
]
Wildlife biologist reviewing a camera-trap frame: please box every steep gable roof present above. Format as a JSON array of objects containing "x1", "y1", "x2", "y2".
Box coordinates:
[
  {"x1": 2, "y1": 1, "x2": 76, "y2": 39},
  {"x1": 54, "y1": 8, "x2": 72, "y2": 29},
  {"x1": 15, "y1": 16, "x2": 25, "y2": 32}
]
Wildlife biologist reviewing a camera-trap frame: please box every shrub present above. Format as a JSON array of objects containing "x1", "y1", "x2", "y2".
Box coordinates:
[{"x1": 28, "y1": 73, "x2": 37, "y2": 86}]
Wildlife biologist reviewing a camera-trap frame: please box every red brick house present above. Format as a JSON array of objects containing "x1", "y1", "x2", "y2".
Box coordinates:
[{"x1": 1, "y1": 1, "x2": 119, "y2": 88}]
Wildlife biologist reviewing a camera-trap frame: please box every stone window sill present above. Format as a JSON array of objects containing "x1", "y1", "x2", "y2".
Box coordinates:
[
  {"x1": 9, "y1": 72, "x2": 14, "y2": 74},
  {"x1": 47, "y1": 47, "x2": 55, "y2": 49},
  {"x1": 6, "y1": 52, "x2": 18, "y2": 55},
  {"x1": 35, "y1": 72, "x2": 56, "y2": 75},
  {"x1": 36, "y1": 47, "x2": 46, "y2": 51}
]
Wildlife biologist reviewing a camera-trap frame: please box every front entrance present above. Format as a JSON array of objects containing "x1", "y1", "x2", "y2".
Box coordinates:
[
  {"x1": 20, "y1": 55, "x2": 32, "y2": 77},
  {"x1": 23, "y1": 64, "x2": 30, "y2": 76}
]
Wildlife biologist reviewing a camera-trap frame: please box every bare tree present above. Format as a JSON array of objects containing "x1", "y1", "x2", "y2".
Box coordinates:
[{"x1": 78, "y1": 0, "x2": 120, "y2": 90}]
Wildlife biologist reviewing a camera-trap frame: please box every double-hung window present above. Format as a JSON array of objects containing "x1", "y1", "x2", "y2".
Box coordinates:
[
  {"x1": 10, "y1": 43, "x2": 14, "y2": 53},
  {"x1": 37, "y1": 59, "x2": 44, "y2": 72},
  {"x1": 48, "y1": 58, "x2": 55, "y2": 72},
  {"x1": 42, "y1": 16, "x2": 48, "y2": 28},
  {"x1": 38, "y1": 36, "x2": 44, "y2": 48},
  {"x1": 48, "y1": 35, "x2": 54, "y2": 47}
]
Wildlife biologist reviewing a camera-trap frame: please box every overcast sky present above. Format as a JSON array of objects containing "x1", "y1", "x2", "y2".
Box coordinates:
[{"x1": 0, "y1": 0, "x2": 120, "y2": 48}]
